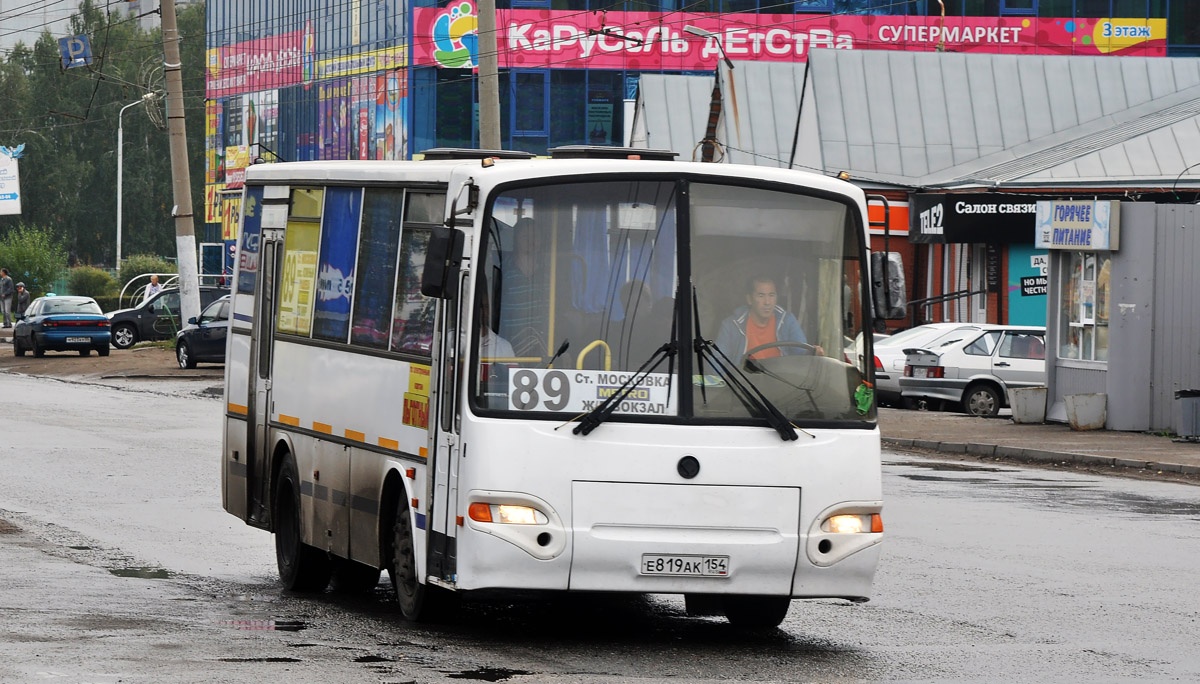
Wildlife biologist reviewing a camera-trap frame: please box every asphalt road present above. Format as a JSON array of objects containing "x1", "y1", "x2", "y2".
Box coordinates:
[{"x1": 2, "y1": 372, "x2": 1200, "y2": 683}]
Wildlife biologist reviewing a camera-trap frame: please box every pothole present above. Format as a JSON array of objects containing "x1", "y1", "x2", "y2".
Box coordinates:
[
  {"x1": 447, "y1": 668, "x2": 532, "y2": 682},
  {"x1": 109, "y1": 566, "x2": 172, "y2": 579},
  {"x1": 225, "y1": 619, "x2": 308, "y2": 631}
]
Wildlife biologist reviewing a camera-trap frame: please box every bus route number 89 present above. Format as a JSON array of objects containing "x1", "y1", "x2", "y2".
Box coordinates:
[{"x1": 511, "y1": 369, "x2": 571, "y2": 411}]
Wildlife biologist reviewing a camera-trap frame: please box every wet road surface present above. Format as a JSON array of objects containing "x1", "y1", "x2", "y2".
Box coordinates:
[{"x1": 2, "y1": 373, "x2": 1199, "y2": 682}]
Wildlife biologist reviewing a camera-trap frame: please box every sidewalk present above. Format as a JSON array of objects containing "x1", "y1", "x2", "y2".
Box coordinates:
[{"x1": 879, "y1": 407, "x2": 1200, "y2": 479}]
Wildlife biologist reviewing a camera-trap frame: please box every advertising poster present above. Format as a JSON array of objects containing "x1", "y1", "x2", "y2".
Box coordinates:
[
  {"x1": 375, "y1": 72, "x2": 388, "y2": 159},
  {"x1": 313, "y1": 187, "x2": 362, "y2": 341},
  {"x1": 319, "y1": 79, "x2": 352, "y2": 160},
  {"x1": 413, "y1": 6, "x2": 1167, "y2": 70},
  {"x1": 0, "y1": 148, "x2": 21, "y2": 215},
  {"x1": 352, "y1": 75, "x2": 373, "y2": 160},
  {"x1": 389, "y1": 68, "x2": 408, "y2": 159},
  {"x1": 1007, "y1": 243, "x2": 1048, "y2": 326},
  {"x1": 586, "y1": 91, "x2": 614, "y2": 145},
  {"x1": 224, "y1": 98, "x2": 243, "y2": 154},
  {"x1": 237, "y1": 186, "x2": 264, "y2": 295},
  {"x1": 245, "y1": 89, "x2": 279, "y2": 160},
  {"x1": 204, "y1": 183, "x2": 226, "y2": 224},
  {"x1": 279, "y1": 220, "x2": 320, "y2": 336},
  {"x1": 205, "y1": 100, "x2": 223, "y2": 183},
  {"x1": 221, "y1": 193, "x2": 241, "y2": 241},
  {"x1": 206, "y1": 30, "x2": 309, "y2": 98}
]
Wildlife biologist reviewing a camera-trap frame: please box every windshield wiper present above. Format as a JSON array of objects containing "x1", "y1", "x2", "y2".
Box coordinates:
[
  {"x1": 567, "y1": 299, "x2": 679, "y2": 437},
  {"x1": 567, "y1": 338, "x2": 677, "y2": 436},
  {"x1": 695, "y1": 337, "x2": 799, "y2": 441}
]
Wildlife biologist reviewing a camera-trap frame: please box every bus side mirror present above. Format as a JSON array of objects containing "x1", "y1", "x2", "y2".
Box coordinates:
[
  {"x1": 422, "y1": 226, "x2": 465, "y2": 299},
  {"x1": 871, "y1": 251, "x2": 907, "y2": 320}
]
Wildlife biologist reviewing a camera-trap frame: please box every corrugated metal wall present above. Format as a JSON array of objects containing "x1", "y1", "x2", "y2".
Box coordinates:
[{"x1": 1151, "y1": 205, "x2": 1200, "y2": 431}]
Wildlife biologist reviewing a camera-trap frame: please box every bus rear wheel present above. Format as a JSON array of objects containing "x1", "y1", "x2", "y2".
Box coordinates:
[
  {"x1": 273, "y1": 455, "x2": 331, "y2": 592},
  {"x1": 720, "y1": 595, "x2": 791, "y2": 628}
]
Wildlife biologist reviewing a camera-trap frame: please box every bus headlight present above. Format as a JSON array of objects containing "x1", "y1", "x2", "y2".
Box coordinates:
[
  {"x1": 468, "y1": 502, "x2": 548, "y2": 525},
  {"x1": 465, "y1": 492, "x2": 566, "y2": 560},
  {"x1": 823, "y1": 514, "x2": 883, "y2": 535},
  {"x1": 806, "y1": 503, "x2": 884, "y2": 567}
]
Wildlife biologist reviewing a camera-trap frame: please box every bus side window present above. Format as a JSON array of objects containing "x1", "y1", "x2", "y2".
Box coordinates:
[{"x1": 391, "y1": 228, "x2": 436, "y2": 354}]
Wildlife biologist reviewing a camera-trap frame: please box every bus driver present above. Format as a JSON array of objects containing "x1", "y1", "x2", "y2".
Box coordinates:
[{"x1": 715, "y1": 275, "x2": 822, "y2": 361}]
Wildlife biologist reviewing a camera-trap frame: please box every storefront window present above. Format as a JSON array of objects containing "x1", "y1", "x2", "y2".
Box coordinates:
[{"x1": 1057, "y1": 251, "x2": 1111, "y2": 362}]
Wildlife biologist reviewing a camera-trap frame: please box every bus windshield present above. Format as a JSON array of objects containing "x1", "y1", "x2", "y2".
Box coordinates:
[{"x1": 471, "y1": 178, "x2": 873, "y2": 427}]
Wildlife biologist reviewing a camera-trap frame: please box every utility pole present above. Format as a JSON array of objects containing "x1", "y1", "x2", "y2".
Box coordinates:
[
  {"x1": 161, "y1": 0, "x2": 201, "y2": 323},
  {"x1": 477, "y1": 0, "x2": 501, "y2": 149}
]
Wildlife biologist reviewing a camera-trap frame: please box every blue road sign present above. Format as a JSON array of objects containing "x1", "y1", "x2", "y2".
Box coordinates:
[{"x1": 58, "y1": 35, "x2": 93, "y2": 69}]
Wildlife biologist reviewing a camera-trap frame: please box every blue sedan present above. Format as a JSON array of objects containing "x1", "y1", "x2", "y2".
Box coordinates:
[{"x1": 14, "y1": 296, "x2": 112, "y2": 357}]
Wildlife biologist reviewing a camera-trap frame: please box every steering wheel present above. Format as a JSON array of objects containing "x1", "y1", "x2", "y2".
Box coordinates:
[{"x1": 742, "y1": 341, "x2": 818, "y2": 362}]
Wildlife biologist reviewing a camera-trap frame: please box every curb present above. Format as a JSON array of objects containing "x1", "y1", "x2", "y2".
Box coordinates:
[{"x1": 883, "y1": 436, "x2": 1200, "y2": 477}]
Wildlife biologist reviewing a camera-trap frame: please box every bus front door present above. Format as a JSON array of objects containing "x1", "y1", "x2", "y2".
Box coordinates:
[
  {"x1": 428, "y1": 273, "x2": 466, "y2": 583},
  {"x1": 246, "y1": 236, "x2": 280, "y2": 528}
]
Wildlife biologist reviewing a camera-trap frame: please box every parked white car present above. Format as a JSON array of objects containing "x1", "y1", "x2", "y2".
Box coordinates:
[
  {"x1": 899, "y1": 324, "x2": 1047, "y2": 417},
  {"x1": 862, "y1": 323, "x2": 985, "y2": 407}
]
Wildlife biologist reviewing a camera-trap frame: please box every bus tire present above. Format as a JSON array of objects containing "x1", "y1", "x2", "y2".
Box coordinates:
[
  {"x1": 273, "y1": 455, "x2": 331, "y2": 592},
  {"x1": 720, "y1": 595, "x2": 791, "y2": 628},
  {"x1": 331, "y1": 558, "x2": 381, "y2": 594},
  {"x1": 390, "y1": 499, "x2": 428, "y2": 620}
]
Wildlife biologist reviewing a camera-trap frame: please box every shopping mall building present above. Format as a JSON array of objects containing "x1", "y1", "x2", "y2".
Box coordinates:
[{"x1": 202, "y1": 1, "x2": 1195, "y2": 243}]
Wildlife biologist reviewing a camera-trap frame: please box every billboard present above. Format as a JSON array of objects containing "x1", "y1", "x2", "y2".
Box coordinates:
[{"x1": 413, "y1": 5, "x2": 1167, "y2": 70}]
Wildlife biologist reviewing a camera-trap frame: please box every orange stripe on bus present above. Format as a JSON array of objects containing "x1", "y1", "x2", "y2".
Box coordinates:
[
  {"x1": 313, "y1": 422, "x2": 332, "y2": 434},
  {"x1": 228, "y1": 403, "x2": 248, "y2": 415},
  {"x1": 378, "y1": 437, "x2": 399, "y2": 450},
  {"x1": 344, "y1": 429, "x2": 366, "y2": 442},
  {"x1": 279, "y1": 414, "x2": 300, "y2": 426}
]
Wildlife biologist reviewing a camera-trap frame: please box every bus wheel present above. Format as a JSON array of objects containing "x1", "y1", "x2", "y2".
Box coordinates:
[
  {"x1": 273, "y1": 455, "x2": 331, "y2": 592},
  {"x1": 390, "y1": 500, "x2": 427, "y2": 620},
  {"x1": 331, "y1": 558, "x2": 381, "y2": 594},
  {"x1": 720, "y1": 595, "x2": 791, "y2": 628}
]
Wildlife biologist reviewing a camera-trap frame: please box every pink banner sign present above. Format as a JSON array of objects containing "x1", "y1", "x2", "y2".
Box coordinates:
[
  {"x1": 413, "y1": 4, "x2": 1167, "y2": 71},
  {"x1": 207, "y1": 30, "x2": 309, "y2": 98}
]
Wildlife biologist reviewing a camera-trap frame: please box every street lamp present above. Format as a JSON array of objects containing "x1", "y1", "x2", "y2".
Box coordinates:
[
  {"x1": 117, "y1": 92, "x2": 157, "y2": 269},
  {"x1": 683, "y1": 25, "x2": 734, "y2": 70},
  {"x1": 684, "y1": 26, "x2": 734, "y2": 163}
]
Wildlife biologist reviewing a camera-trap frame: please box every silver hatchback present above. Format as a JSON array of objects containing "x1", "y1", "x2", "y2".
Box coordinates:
[{"x1": 899, "y1": 325, "x2": 1046, "y2": 417}]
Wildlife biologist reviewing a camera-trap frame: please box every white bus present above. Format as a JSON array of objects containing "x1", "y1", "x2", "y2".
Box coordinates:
[{"x1": 221, "y1": 147, "x2": 883, "y2": 628}]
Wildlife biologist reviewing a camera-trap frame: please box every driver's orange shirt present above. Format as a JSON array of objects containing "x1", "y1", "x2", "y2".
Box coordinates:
[{"x1": 744, "y1": 315, "x2": 782, "y2": 359}]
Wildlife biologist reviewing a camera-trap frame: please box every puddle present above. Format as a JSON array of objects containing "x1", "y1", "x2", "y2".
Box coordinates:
[
  {"x1": 889, "y1": 460, "x2": 1014, "y2": 473},
  {"x1": 218, "y1": 657, "x2": 303, "y2": 663},
  {"x1": 109, "y1": 567, "x2": 172, "y2": 579},
  {"x1": 447, "y1": 668, "x2": 531, "y2": 682},
  {"x1": 225, "y1": 619, "x2": 308, "y2": 631},
  {"x1": 356, "y1": 655, "x2": 394, "y2": 663}
]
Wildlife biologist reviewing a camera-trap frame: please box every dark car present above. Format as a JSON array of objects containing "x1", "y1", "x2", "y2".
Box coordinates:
[
  {"x1": 106, "y1": 285, "x2": 228, "y2": 349},
  {"x1": 175, "y1": 295, "x2": 230, "y2": 368},
  {"x1": 14, "y1": 296, "x2": 112, "y2": 357}
]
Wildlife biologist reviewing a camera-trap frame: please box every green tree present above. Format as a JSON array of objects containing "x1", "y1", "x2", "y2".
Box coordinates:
[
  {"x1": 67, "y1": 265, "x2": 118, "y2": 297},
  {"x1": 0, "y1": 224, "x2": 68, "y2": 297}
]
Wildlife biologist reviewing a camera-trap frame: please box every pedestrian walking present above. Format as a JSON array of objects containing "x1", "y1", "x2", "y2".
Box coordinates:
[
  {"x1": 0, "y1": 268, "x2": 13, "y2": 328},
  {"x1": 14, "y1": 282, "x2": 30, "y2": 317}
]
